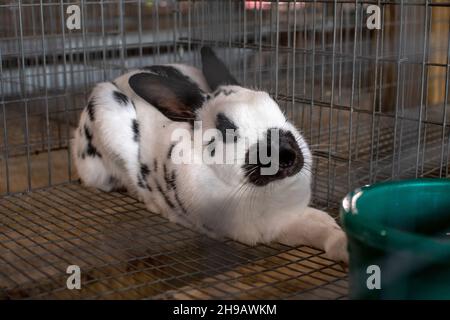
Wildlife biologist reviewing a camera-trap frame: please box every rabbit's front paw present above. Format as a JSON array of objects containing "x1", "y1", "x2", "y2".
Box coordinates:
[{"x1": 324, "y1": 229, "x2": 348, "y2": 264}]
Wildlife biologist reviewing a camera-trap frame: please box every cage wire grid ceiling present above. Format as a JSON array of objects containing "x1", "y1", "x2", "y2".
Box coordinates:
[{"x1": 0, "y1": 0, "x2": 449, "y2": 300}]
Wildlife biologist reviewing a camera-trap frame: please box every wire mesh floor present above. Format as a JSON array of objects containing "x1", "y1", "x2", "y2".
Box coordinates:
[{"x1": 0, "y1": 183, "x2": 348, "y2": 300}]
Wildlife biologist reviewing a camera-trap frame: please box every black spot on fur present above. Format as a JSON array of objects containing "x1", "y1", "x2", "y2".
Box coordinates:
[
  {"x1": 154, "y1": 163, "x2": 187, "y2": 214},
  {"x1": 174, "y1": 191, "x2": 187, "y2": 215},
  {"x1": 153, "y1": 159, "x2": 158, "y2": 172},
  {"x1": 113, "y1": 90, "x2": 129, "y2": 105},
  {"x1": 83, "y1": 125, "x2": 102, "y2": 158},
  {"x1": 109, "y1": 176, "x2": 127, "y2": 192},
  {"x1": 163, "y1": 164, "x2": 176, "y2": 190},
  {"x1": 167, "y1": 143, "x2": 176, "y2": 160},
  {"x1": 164, "y1": 167, "x2": 186, "y2": 213},
  {"x1": 169, "y1": 170, "x2": 188, "y2": 215},
  {"x1": 141, "y1": 163, "x2": 150, "y2": 178},
  {"x1": 156, "y1": 183, "x2": 175, "y2": 209},
  {"x1": 216, "y1": 113, "x2": 238, "y2": 143},
  {"x1": 86, "y1": 100, "x2": 95, "y2": 121},
  {"x1": 86, "y1": 143, "x2": 102, "y2": 158},
  {"x1": 137, "y1": 175, "x2": 146, "y2": 189},
  {"x1": 132, "y1": 119, "x2": 140, "y2": 142},
  {"x1": 137, "y1": 163, "x2": 151, "y2": 190},
  {"x1": 84, "y1": 125, "x2": 93, "y2": 141}
]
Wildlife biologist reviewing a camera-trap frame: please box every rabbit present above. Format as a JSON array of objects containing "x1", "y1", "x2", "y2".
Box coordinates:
[{"x1": 72, "y1": 47, "x2": 348, "y2": 263}]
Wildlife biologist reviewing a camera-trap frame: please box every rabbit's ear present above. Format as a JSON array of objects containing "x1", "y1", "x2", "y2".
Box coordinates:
[
  {"x1": 201, "y1": 46, "x2": 239, "y2": 91},
  {"x1": 129, "y1": 71, "x2": 204, "y2": 123}
]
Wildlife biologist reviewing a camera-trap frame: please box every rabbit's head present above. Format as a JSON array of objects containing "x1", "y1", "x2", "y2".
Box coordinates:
[
  {"x1": 196, "y1": 47, "x2": 312, "y2": 199},
  {"x1": 128, "y1": 47, "x2": 312, "y2": 213}
]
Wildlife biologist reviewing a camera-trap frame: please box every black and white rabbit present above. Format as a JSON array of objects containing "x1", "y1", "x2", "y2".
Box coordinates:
[{"x1": 73, "y1": 47, "x2": 348, "y2": 263}]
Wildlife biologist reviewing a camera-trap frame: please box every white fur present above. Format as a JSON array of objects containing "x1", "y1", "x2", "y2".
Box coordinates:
[{"x1": 72, "y1": 63, "x2": 348, "y2": 263}]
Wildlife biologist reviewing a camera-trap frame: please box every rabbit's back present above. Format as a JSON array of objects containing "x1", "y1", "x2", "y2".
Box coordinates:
[{"x1": 73, "y1": 64, "x2": 209, "y2": 217}]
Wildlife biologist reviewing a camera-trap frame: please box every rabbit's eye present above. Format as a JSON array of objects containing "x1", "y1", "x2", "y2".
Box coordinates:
[{"x1": 216, "y1": 113, "x2": 238, "y2": 143}]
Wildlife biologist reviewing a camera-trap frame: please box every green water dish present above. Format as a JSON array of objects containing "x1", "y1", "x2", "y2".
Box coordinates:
[{"x1": 340, "y1": 178, "x2": 450, "y2": 299}]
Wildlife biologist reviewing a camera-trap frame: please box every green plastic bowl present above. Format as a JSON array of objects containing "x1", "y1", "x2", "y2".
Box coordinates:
[{"x1": 340, "y1": 178, "x2": 450, "y2": 299}]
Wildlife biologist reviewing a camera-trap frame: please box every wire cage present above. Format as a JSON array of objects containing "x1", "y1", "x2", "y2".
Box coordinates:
[{"x1": 0, "y1": 0, "x2": 449, "y2": 299}]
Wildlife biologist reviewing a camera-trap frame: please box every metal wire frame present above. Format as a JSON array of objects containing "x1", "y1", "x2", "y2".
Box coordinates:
[{"x1": 0, "y1": 0, "x2": 449, "y2": 299}]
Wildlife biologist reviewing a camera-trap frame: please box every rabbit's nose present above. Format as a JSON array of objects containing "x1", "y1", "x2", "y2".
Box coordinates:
[
  {"x1": 242, "y1": 129, "x2": 305, "y2": 186},
  {"x1": 278, "y1": 134, "x2": 304, "y2": 175},
  {"x1": 279, "y1": 147, "x2": 296, "y2": 168}
]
